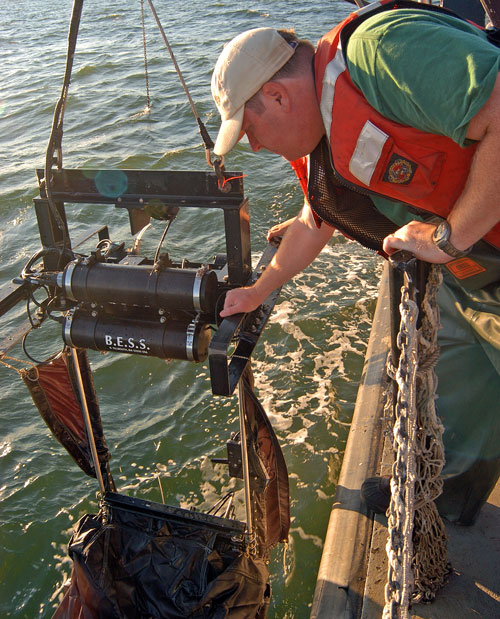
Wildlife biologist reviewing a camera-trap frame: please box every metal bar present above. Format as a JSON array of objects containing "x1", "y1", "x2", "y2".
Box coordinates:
[
  {"x1": 223, "y1": 198, "x2": 251, "y2": 285},
  {"x1": 33, "y1": 198, "x2": 70, "y2": 271},
  {"x1": 104, "y1": 491, "x2": 246, "y2": 538},
  {"x1": 237, "y1": 380, "x2": 253, "y2": 536},
  {"x1": 481, "y1": 0, "x2": 500, "y2": 26},
  {"x1": 209, "y1": 313, "x2": 245, "y2": 395},
  {"x1": 36, "y1": 168, "x2": 244, "y2": 206},
  {"x1": 209, "y1": 243, "x2": 282, "y2": 395},
  {"x1": 0, "y1": 280, "x2": 29, "y2": 319},
  {"x1": 69, "y1": 347, "x2": 106, "y2": 495},
  {"x1": 0, "y1": 318, "x2": 35, "y2": 355},
  {"x1": 34, "y1": 199, "x2": 69, "y2": 245},
  {"x1": 223, "y1": 494, "x2": 235, "y2": 519},
  {"x1": 72, "y1": 225, "x2": 110, "y2": 250}
]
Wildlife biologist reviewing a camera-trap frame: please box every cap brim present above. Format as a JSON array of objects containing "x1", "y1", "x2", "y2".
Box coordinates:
[{"x1": 213, "y1": 105, "x2": 244, "y2": 156}]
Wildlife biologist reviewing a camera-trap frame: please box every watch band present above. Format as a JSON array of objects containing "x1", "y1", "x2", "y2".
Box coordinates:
[{"x1": 432, "y1": 220, "x2": 471, "y2": 259}]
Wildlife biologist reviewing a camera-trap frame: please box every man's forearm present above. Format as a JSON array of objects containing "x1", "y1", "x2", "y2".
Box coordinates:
[
  {"x1": 220, "y1": 204, "x2": 334, "y2": 316},
  {"x1": 448, "y1": 122, "x2": 500, "y2": 251},
  {"x1": 253, "y1": 210, "x2": 334, "y2": 299},
  {"x1": 384, "y1": 73, "x2": 500, "y2": 261}
]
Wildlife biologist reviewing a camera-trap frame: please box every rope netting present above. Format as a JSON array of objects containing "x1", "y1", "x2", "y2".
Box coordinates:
[{"x1": 383, "y1": 264, "x2": 450, "y2": 619}]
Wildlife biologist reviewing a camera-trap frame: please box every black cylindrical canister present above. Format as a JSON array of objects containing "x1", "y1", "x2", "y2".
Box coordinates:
[
  {"x1": 61, "y1": 261, "x2": 218, "y2": 314},
  {"x1": 63, "y1": 309, "x2": 211, "y2": 362}
]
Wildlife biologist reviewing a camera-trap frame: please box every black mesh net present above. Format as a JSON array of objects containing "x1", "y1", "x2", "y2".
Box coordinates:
[
  {"x1": 53, "y1": 493, "x2": 271, "y2": 618},
  {"x1": 308, "y1": 137, "x2": 399, "y2": 254}
]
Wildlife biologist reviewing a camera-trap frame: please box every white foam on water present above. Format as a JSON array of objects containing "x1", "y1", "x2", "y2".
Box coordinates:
[{"x1": 0, "y1": 1, "x2": 383, "y2": 615}]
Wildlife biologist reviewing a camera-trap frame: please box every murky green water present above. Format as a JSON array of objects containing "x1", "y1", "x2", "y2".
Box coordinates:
[{"x1": 0, "y1": 1, "x2": 381, "y2": 616}]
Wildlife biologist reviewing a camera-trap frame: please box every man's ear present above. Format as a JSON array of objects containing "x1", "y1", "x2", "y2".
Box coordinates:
[{"x1": 261, "y1": 81, "x2": 291, "y2": 111}]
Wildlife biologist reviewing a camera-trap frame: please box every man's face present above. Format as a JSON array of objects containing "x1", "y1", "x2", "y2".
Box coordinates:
[
  {"x1": 240, "y1": 85, "x2": 322, "y2": 161},
  {"x1": 241, "y1": 106, "x2": 299, "y2": 160}
]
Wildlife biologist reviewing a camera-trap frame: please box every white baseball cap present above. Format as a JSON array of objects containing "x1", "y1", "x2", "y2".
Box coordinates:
[{"x1": 211, "y1": 28, "x2": 296, "y2": 156}]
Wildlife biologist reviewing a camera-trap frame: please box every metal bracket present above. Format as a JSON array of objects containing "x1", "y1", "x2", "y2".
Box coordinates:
[{"x1": 209, "y1": 242, "x2": 281, "y2": 396}]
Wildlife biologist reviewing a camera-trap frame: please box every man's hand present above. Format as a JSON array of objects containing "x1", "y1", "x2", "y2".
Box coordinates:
[
  {"x1": 220, "y1": 286, "x2": 263, "y2": 318},
  {"x1": 383, "y1": 221, "x2": 454, "y2": 263},
  {"x1": 266, "y1": 217, "x2": 296, "y2": 242},
  {"x1": 220, "y1": 203, "x2": 333, "y2": 319}
]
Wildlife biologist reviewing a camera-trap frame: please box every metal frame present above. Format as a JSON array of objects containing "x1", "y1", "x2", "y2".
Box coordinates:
[
  {"x1": 34, "y1": 168, "x2": 251, "y2": 284},
  {"x1": 0, "y1": 167, "x2": 281, "y2": 396}
]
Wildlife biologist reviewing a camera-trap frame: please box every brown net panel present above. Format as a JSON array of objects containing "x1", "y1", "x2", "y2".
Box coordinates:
[{"x1": 21, "y1": 348, "x2": 115, "y2": 491}]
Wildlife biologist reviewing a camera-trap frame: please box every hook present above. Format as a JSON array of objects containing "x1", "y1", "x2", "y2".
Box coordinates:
[{"x1": 206, "y1": 150, "x2": 232, "y2": 193}]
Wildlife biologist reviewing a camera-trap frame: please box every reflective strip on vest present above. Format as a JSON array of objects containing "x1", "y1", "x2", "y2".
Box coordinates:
[
  {"x1": 319, "y1": 45, "x2": 345, "y2": 142},
  {"x1": 320, "y1": 46, "x2": 391, "y2": 187},
  {"x1": 349, "y1": 121, "x2": 389, "y2": 185},
  {"x1": 318, "y1": 0, "x2": 383, "y2": 138},
  {"x1": 357, "y1": 1, "x2": 382, "y2": 16}
]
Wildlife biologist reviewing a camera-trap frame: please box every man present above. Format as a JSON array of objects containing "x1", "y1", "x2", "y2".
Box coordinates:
[{"x1": 211, "y1": 0, "x2": 500, "y2": 523}]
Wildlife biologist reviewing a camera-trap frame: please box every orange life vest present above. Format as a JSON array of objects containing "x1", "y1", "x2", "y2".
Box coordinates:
[{"x1": 292, "y1": 0, "x2": 500, "y2": 249}]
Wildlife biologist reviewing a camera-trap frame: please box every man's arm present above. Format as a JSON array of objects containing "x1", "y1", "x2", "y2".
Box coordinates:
[
  {"x1": 346, "y1": 10, "x2": 500, "y2": 261},
  {"x1": 266, "y1": 216, "x2": 297, "y2": 242},
  {"x1": 383, "y1": 73, "x2": 500, "y2": 261},
  {"x1": 220, "y1": 203, "x2": 334, "y2": 317}
]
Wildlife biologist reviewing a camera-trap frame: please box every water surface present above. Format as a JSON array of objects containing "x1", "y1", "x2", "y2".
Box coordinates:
[{"x1": 0, "y1": 1, "x2": 381, "y2": 616}]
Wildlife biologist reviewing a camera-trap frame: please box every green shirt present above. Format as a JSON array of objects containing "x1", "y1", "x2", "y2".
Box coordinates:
[
  {"x1": 343, "y1": 9, "x2": 500, "y2": 480},
  {"x1": 344, "y1": 7, "x2": 500, "y2": 225}
]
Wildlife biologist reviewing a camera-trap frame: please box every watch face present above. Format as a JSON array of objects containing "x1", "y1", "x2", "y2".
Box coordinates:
[
  {"x1": 433, "y1": 222, "x2": 449, "y2": 246},
  {"x1": 432, "y1": 220, "x2": 469, "y2": 258}
]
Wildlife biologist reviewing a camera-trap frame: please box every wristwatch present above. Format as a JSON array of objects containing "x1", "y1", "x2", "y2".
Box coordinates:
[{"x1": 432, "y1": 220, "x2": 471, "y2": 258}]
